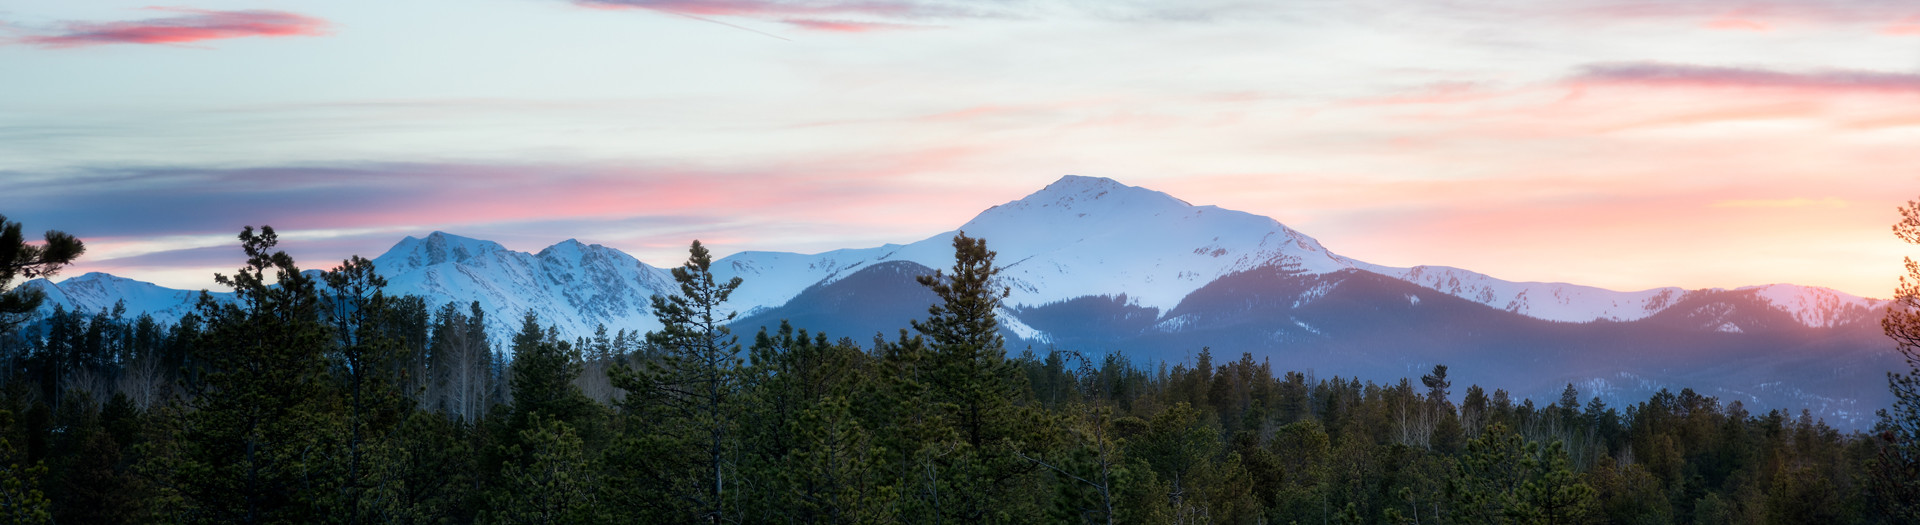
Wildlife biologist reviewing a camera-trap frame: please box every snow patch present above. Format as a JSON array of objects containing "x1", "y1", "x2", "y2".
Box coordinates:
[
  {"x1": 998, "y1": 309, "x2": 1051, "y2": 343},
  {"x1": 1153, "y1": 314, "x2": 1197, "y2": 333}
]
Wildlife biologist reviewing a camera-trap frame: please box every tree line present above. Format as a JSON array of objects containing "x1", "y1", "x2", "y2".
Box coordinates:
[{"x1": 0, "y1": 217, "x2": 1916, "y2": 523}]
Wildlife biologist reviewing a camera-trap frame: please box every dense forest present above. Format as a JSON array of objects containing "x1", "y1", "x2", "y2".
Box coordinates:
[{"x1": 1, "y1": 220, "x2": 1918, "y2": 524}]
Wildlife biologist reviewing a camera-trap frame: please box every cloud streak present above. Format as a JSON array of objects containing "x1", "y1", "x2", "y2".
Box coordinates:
[
  {"x1": 1571, "y1": 62, "x2": 1920, "y2": 93},
  {"x1": 15, "y1": 8, "x2": 330, "y2": 48},
  {"x1": 1551, "y1": 0, "x2": 1920, "y2": 25},
  {"x1": 779, "y1": 18, "x2": 929, "y2": 32},
  {"x1": 574, "y1": 0, "x2": 958, "y2": 17},
  {"x1": 1713, "y1": 197, "x2": 1850, "y2": 208},
  {"x1": 572, "y1": 0, "x2": 972, "y2": 32},
  {"x1": 10, "y1": 155, "x2": 1020, "y2": 288}
]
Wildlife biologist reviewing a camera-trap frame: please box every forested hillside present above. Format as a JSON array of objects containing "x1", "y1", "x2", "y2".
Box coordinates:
[{"x1": 0, "y1": 225, "x2": 1915, "y2": 524}]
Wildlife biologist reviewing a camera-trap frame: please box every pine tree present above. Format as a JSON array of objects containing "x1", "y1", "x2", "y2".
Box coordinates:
[
  {"x1": 1421, "y1": 364, "x2": 1451, "y2": 406},
  {"x1": 1875, "y1": 198, "x2": 1920, "y2": 520},
  {"x1": 486, "y1": 417, "x2": 600, "y2": 525},
  {"x1": 320, "y1": 255, "x2": 415, "y2": 523},
  {"x1": 429, "y1": 301, "x2": 493, "y2": 422},
  {"x1": 1447, "y1": 423, "x2": 1596, "y2": 524},
  {"x1": 913, "y1": 232, "x2": 1020, "y2": 448},
  {"x1": 503, "y1": 312, "x2": 598, "y2": 438},
  {"x1": 163, "y1": 226, "x2": 337, "y2": 524},
  {"x1": 736, "y1": 323, "x2": 884, "y2": 522},
  {"x1": 0, "y1": 409, "x2": 50, "y2": 524},
  {"x1": 608, "y1": 240, "x2": 744, "y2": 523},
  {"x1": 486, "y1": 312, "x2": 605, "y2": 522},
  {"x1": 0, "y1": 214, "x2": 84, "y2": 337},
  {"x1": 908, "y1": 231, "x2": 1042, "y2": 521}
]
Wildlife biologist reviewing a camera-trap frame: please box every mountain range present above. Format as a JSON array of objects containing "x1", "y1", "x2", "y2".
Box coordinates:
[{"x1": 22, "y1": 175, "x2": 1898, "y2": 429}]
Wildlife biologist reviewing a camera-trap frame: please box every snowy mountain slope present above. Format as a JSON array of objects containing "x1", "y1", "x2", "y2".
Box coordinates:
[
  {"x1": 1360, "y1": 264, "x2": 1694, "y2": 323},
  {"x1": 1741, "y1": 284, "x2": 1886, "y2": 328},
  {"x1": 20, "y1": 175, "x2": 1883, "y2": 344},
  {"x1": 17, "y1": 272, "x2": 209, "y2": 323},
  {"x1": 370, "y1": 232, "x2": 677, "y2": 341},
  {"x1": 736, "y1": 175, "x2": 1878, "y2": 331},
  {"x1": 1355, "y1": 264, "x2": 1888, "y2": 326},
  {"x1": 741, "y1": 175, "x2": 1367, "y2": 318},
  {"x1": 711, "y1": 244, "x2": 903, "y2": 319}
]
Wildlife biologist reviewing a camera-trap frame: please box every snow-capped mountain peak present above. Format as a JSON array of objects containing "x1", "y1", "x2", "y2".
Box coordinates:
[
  {"x1": 986, "y1": 175, "x2": 1191, "y2": 215},
  {"x1": 1365, "y1": 264, "x2": 1693, "y2": 323},
  {"x1": 865, "y1": 176, "x2": 1363, "y2": 314},
  {"x1": 19, "y1": 272, "x2": 205, "y2": 322},
  {"x1": 1741, "y1": 283, "x2": 1886, "y2": 328},
  {"x1": 375, "y1": 231, "x2": 508, "y2": 271}
]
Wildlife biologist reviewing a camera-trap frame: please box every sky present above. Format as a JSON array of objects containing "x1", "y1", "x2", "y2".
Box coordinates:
[{"x1": 3, "y1": 0, "x2": 1917, "y2": 298}]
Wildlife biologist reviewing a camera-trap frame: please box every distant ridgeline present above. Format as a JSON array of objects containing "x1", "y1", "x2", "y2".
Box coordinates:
[{"x1": 17, "y1": 175, "x2": 1896, "y2": 432}]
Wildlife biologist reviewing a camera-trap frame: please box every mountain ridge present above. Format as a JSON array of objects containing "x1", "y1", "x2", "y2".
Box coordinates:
[
  {"x1": 23, "y1": 175, "x2": 1881, "y2": 337},
  {"x1": 13, "y1": 175, "x2": 1897, "y2": 428}
]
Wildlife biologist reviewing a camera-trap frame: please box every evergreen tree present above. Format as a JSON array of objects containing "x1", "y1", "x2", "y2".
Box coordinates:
[
  {"x1": 1420, "y1": 364, "x2": 1450, "y2": 406},
  {"x1": 1875, "y1": 197, "x2": 1920, "y2": 520},
  {"x1": 429, "y1": 301, "x2": 493, "y2": 422},
  {"x1": 0, "y1": 409, "x2": 50, "y2": 524},
  {"x1": 503, "y1": 312, "x2": 598, "y2": 439},
  {"x1": 161, "y1": 226, "x2": 337, "y2": 524},
  {"x1": 608, "y1": 240, "x2": 744, "y2": 523},
  {"x1": 0, "y1": 214, "x2": 84, "y2": 336},
  {"x1": 1447, "y1": 423, "x2": 1596, "y2": 524},
  {"x1": 736, "y1": 323, "x2": 886, "y2": 523},
  {"x1": 487, "y1": 417, "x2": 600, "y2": 525},
  {"x1": 48, "y1": 390, "x2": 144, "y2": 524},
  {"x1": 367, "y1": 410, "x2": 481, "y2": 524},
  {"x1": 909, "y1": 231, "x2": 1043, "y2": 521},
  {"x1": 487, "y1": 312, "x2": 604, "y2": 522},
  {"x1": 320, "y1": 255, "x2": 415, "y2": 523}
]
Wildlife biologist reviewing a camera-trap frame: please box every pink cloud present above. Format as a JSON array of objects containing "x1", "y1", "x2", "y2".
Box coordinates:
[
  {"x1": 779, "y1": 18, "x2": 926, "y2": 32},
  {"x1": 1199, "y1": 65, "x2": 1917, "y2": 298},
  {"x1": 17, "y1": 8, "x2": 330, "y2": 48},
  {"x1": 1343, "y1": 82, "x2": 1502, "y2": 107},
  {"x1": 574, "y1": 0, "x2": 953, "y2": 32},
  {"x1": 1886, "y1": 16, "x2": 1920, "y2": 34},
  {"x1": 1570, "y1": 62, "x2": 1920, "y2": 93},
  {"x1": 1562, "y1": 0, "x2": 1918, "y2": 26},
  {"x1": 1703, "y1": 17, "x2": 1770, "y2": 31},
  {"x1": 24, "y1": 146, "x2": 1018, "y2": 280},
  {"x1": 578, "y1": 0, "x2": 935, "y2": 17}
]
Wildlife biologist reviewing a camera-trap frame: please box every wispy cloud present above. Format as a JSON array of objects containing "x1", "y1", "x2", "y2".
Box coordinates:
[
  {"x1": 1885, "y1": 15, "x2": 1920, "y2": 34},
  {"x1": 1571, "y1": 62, "x2": 1920, "y2": 93},
  {"x1": 573, "y1": 0, "x2": 970, "y2": 32},
  {"x1": 1713, "y1": 197, "x2": 1850, "y2": 208},
  {"x1": 13, "y1": 8, "x2": 330, "y2": 48},
  {"x1": 780, "y1": 18, "x2": 929, "y2": 32},
  {"x1": 575, "y1": 0, "x2": 958, "y2": 17},
  {"x1": 1702, "y1": 15, "x2": 1770, "y2": 31},
  {"x1": 1556, "y1": 0, "x2": 1920, "y2": 25},
  {"x1": 12, "y1": 155, "x2": 1018, "y2": 287}
]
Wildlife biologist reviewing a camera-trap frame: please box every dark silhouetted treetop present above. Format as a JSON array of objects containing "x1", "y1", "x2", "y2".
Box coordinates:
[{"x1": 0, "y1": 214, "x2": 85, "y2": 336}]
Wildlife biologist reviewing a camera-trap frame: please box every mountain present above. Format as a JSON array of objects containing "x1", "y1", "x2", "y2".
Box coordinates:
[
  {"x1": 368, "y1": 232, "x2": 678, "y2": 339},
  {"x1": 20, "y1": 272, "x2": 208, "y2": 323},
  {"x1": 17, "y1": 175, "x2": 1898, "y2": 428}
]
